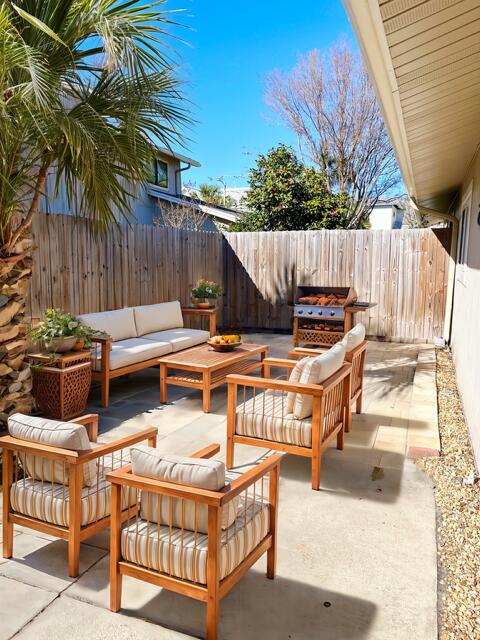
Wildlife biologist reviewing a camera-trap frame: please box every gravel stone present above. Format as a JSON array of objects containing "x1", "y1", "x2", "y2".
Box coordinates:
[{"x1": 416, "y1": 348, "x2": 480, "y2": 640}]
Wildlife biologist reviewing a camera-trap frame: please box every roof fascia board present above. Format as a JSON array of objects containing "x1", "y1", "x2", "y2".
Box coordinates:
[{"x1": 342, "y1": 0, "x2": 417, "y2": 197}]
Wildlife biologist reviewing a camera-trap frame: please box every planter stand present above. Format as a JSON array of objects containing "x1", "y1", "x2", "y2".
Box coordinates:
[{"x1": 29, "y1": 350, "x2": 92, "y2": 420}]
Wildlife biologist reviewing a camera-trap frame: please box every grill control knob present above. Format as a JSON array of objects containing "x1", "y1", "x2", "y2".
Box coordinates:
[
  {"x1": 330, "y1": 311, "x2": 335, "y2": 317},
  {"x1": 298, "y1": 310, "x2": 303, "y2": 314},
  {"x1": 308, "y1": 310, "x2": 313, "y2": 315},
  {"x1": 318, "y1": 311, "x2": 323, "y2": 316}
]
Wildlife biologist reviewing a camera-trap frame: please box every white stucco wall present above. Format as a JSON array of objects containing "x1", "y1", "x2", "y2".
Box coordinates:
[{"x1": 451, "y1": 150, "x2": 480, "y2": 470}]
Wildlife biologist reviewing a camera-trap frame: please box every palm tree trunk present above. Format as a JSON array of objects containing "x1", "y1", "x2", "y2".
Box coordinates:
[
  {"x1": 0, "y1": 166, "x2": 47, "y2": 429},
  {"x1": 0, "y1": 234, "x2": 34, "y2": 427}
]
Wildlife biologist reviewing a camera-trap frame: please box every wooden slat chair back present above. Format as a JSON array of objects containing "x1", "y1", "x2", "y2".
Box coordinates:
[
  {"x1": 226, "y1": 359, "x2": 351, "y2": 490},
  {"x1": 1, "y1": 414, "x2": 157, "y2": 577},
  {"x1": 108, "y1": 444, "x2": 282, "y2": 640}
]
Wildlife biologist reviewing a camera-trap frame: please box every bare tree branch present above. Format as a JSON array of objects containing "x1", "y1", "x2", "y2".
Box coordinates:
[
  {"x1": 265, "y1": 41, "x2": 401, "y2": 227},
  {"x1": 155, "y1": 197, "x2": 209, "y2": 231}
]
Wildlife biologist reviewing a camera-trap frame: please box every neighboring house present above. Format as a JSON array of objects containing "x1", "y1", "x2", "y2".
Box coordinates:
[
  {"x1": 40, "y1": 147, "x2": 238, "y2": 231},
  {"x1": 344, "y1": 1, "x2": 480, "y2": 469},
  {"x1": 225, "y1": 187, "x2": 249, "y2": 211},
  {"x1": 369, "y1": 200, "x2": 405, "y2": 230}
]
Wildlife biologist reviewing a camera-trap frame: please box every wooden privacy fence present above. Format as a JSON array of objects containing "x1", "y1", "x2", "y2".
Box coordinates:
[
  {"x1": 223, "y1": 228, "x2": 451, "y2": 342},
  {"x1": 27, "y1": 215, "x2": 452, "y2": 342},
  {"x1": 27, "y1": 214, "x2": 224, "y2": 322}
]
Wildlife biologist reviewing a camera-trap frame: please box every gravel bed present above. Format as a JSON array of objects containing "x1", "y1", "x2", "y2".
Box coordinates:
[{"x1": 416, "y1": 349, "x2": 480, "y2": 640}]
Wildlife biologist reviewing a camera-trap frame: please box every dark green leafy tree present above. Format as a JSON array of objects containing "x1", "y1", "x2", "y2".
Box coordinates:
[
  {"x1": 0, "y1": 0, "x2": 188, "y2": 421},
  {"x1": 232, "y1": 145, "x2": 349, "y2": 231}
]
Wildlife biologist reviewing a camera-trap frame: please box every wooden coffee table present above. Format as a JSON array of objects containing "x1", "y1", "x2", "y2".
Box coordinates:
[{"x1": 159, "y1": 343, "x2": 268, "y2": 412}]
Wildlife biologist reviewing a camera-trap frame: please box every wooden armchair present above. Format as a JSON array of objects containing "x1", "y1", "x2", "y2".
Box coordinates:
[
  {"x1": 288, "y1": 340, "x2": 367, "y2": 431},
  {"x1": 108, "y1": 443, "x2": 282, "y2": 640},
  {"x1": 227, "y1": 358, "x2": 351, "y2": 490},
  {"x1": 1, "y1": 413, "x2": 157, "y2": 577}
]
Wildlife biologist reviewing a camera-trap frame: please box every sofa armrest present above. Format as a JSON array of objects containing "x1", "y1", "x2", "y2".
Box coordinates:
[{"x1": 226, "y1": 373, "x2": 325, "y2": 396}]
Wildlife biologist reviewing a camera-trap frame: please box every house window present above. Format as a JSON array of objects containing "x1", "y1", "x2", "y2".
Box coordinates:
[
  {"x1": 457, "y1": 185, "x2": 472, "y2": 286},
  {"x1": 151, "y1": 159, "x2": 169, "y2": 189}
]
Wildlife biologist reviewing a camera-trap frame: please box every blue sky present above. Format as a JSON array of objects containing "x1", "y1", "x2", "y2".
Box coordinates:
[{"x1": 165, "y1": 1, "x2": 354, "y2": 187}]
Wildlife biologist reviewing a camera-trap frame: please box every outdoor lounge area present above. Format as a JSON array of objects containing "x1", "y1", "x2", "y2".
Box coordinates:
[
  {"x1": 0, "y1": 334, "x2": 440, "y2": 640},
  {"x1": 2, "y1": 0, "x2": 480, "y2": 638}
]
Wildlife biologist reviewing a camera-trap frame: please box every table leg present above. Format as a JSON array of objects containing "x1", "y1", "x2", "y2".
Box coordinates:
[
  {"x1": 203, "y1": 371, "x2": 212, "y2": 413},
  {"x1": 160, "y1": 363, "x2": 168, "y2": 404}
]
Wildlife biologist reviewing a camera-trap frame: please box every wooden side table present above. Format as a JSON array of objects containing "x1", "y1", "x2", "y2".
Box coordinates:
[
  {"x1": 181, "y1": 307, "x2": 217, "y2": 337},
  {"x1": 29, "y1": 350, "x2": 92, "y2": 420}
]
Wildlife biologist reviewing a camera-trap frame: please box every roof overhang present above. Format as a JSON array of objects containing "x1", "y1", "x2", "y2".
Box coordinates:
[
  {"x1": 155, "y1": 146, "x2": 201, "y2": 168},
  {"x1": 343, "y1": 0, "x2": 480, "y2": 211},
  {"x1": 147, "y1": 187, "x2": 238, "y2": 223}
]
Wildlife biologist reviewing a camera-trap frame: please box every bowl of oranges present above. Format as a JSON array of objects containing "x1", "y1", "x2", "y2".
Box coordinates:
[{"x1": 208, "y1": 334, "x2": 242, "y2": 352}]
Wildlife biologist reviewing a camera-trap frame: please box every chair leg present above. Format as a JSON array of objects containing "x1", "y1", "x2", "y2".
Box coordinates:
[
  {"x1": 2, "y1": 518, "x2": 13, "y2": 559},
  {"x1": 226, "y1": 437, "x2": 234, "y2": 469},
  {"x1": 110, "y1": 567, "x2": 122, "y2": 612},
  {"x1": 336, "y1": 426, "x2": 344, "y2": 450},
  {"x1": 311, "y1": 453, "x2": 321, "y2": 491},
  {"x1": 206, "y1": 598, "x2": 219, "y2": 640},
  {"x1": 68, "y1": 537, "x2": 80, "y2": 577},
  {"x1": 356, "y1": 392, "x2": 363, "y2": 414},
  {"x1": 2, "y1": 450, "x2": 13, "y2": 558}
]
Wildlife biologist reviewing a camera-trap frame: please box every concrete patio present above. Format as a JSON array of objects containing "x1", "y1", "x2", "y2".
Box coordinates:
[{"x1": 0, "y1": 334, "x2": 439, "y2": 640}]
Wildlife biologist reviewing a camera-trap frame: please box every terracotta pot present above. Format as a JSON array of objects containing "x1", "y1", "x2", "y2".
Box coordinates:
[{"x1": 72, "y1": 339, "x2": 85, "y2": 351}]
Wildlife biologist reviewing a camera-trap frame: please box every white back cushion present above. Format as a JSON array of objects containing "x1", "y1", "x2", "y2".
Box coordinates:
[
  {"x1": 340, "y1": 323, "x2": 366, "y2": 353},
  {"x1": 77, "y1": 308, "x2": 137, "y2": 342},
  {"x1": 134, "y1": 301, "x2": 183, "y2": 336},
  {"x1": 131, "y1": 446, "x2": 238, "y2": 534},
  {"x1": 8, "y1": 413, "x2": 97, "y2": 487},
  {"x1": 285, "y1": 356, "x2": 310, "y2": 414},
  {"x1": 293, "y1": 343, "x2": 346, "y2": 419}
]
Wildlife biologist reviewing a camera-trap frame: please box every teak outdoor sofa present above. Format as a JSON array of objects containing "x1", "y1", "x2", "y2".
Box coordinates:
[
  {"x1": 226, "y1": 342, "x2": 352, "y2": 490},
  {"x1": 78, "y1": 301, "x2": 215, "y2": 407},
  {"x1": 1, "y1": 412, "x2": 157, "y2": 577},
  {"x1": 108, "y1": 443, "x2": 282, "y2": 640}
]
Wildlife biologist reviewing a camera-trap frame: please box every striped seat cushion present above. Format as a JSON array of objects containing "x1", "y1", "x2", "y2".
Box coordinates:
[
  {"x1": 235, "y1": 390, "x2": 312, "y2": 447},
  {"x1": 121, "y1": 495, "x2": 269, "y2": 584},
  {"x1": 10, "y1": 452, "x2": 135, "y2": 527}
]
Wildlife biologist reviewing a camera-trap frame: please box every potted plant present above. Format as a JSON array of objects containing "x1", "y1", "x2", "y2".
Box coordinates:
[
  {"x1": 28, "y1": 308, "x2": 105, "y2": 353},
  {"x1": 191, "y1": 279, "x2": 223, "y2": 309}
]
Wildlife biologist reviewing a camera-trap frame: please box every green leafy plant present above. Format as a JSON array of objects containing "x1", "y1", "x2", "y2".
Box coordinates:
[
  {"x1": 191, "y1": 279, "x2": 223, "y2": 299},
  {"x1": 28, "y1": 309, "x2": 106, "y2": 349}
]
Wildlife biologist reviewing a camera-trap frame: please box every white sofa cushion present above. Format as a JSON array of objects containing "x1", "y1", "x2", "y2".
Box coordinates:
[
  {"x1": 294, "y1": 343, "x2": 346, "y2": 419},
  {"x1": 236, "y1": 390, "x2": 313, "y2": 447},
  {"x1": 340, "y1": 323, "x2": 366, "y2": 353},
  {"x1": 131, "y1": 446, "x2": 239, "y2": 534},
  {"x1": 77, "y1": 308, "x2": 137, "y2": 342},
  {"x1": 92, "y1": 338, "x2": 172, "y2": 371},
  {"x1": 142, "y1": 328, "x2": 209, "y2": 352},
  {"x1": 121, "y1": 495, "x2": 269, "y2": 583},
  {"x1": 134, "y1": 301, "x2": 183, "y2": 336},
  {"x1": 8, "y1": 413, "x2": 97, "y2": 487}
]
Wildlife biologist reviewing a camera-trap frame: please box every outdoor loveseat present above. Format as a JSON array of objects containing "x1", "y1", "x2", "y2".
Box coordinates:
[{"x1": 78, "y1": 301, "x2": 212, "y2": 407}]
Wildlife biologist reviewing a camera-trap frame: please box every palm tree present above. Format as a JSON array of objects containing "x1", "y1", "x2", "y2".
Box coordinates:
[
  {"x1": 198, "y1": 183, "x2": 235, "y2": 208},
  {"x1": 0, "y1": 0, "x2": 188, "y2": 421}
]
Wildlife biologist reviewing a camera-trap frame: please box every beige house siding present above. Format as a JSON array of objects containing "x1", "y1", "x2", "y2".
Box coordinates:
[{"x1": 451, "y1": 150, "x2": 480, "y2": 468}]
